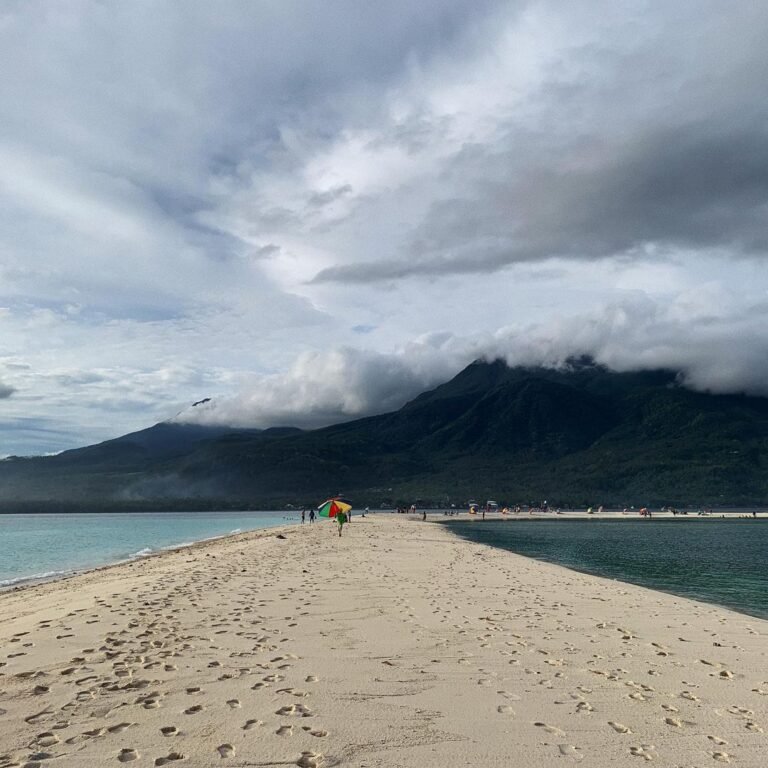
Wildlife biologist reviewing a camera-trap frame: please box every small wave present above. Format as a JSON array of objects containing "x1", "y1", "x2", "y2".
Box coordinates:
[
  {"x1": 161, "y1": 541, "x2": 193, "y2": 551},
  {"x1": 128, "y1": 547, "x2": 155, "y2": 559},
  {"x1": 230, "y1": 528, "x2": 242, "y2": 534},
  {"x1": 0, "y1": 569, "x2": 71, "y2": 588}
]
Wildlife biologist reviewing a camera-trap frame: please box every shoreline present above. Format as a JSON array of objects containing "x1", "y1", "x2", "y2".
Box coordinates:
[
  {"x1": 2, "y1": 508, "x2": 763, "y2": 597},
  {"x1": 2, "y1": 516, "x2": 766, "y2": 766},
  {"x1": 0, "y1": 514, "x2": 299, "y2": 594},
  {"x1": 0, "y1": 522, "x2": 301, "y2": 596}
]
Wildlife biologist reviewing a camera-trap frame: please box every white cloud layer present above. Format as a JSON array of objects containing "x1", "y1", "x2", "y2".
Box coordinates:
[
  {"x1": 179, "y1": 286, "x2": 768, "y2": 429},
  {"x1": 0, "y1": 1, "x2": 767, "y2": 453}
]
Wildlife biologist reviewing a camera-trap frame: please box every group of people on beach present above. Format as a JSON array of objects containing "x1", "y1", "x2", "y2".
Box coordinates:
[{"x1": 300, "y1": 505, "x2": 352, "y2": 535}]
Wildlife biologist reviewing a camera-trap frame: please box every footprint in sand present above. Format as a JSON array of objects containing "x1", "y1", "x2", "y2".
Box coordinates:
[
  {"x1": 108, "y1": 723, "x2": 134, "y2": 734},
  {"x1": 216, "y1": 744, "x2": 235, "y2": 758},
  {"x1": 680, "y1": 691, "x2": 699, "y2": 701},
  {"x1": 711, "y1": 752, "x2": 731, "y2": 763},
  {"x1": 608, "y1": 721, "x2": 631, "y2": 733},
  {"x1": 708, "y1": 736, "x2": 728, "y2": 746},
  {"x1": 226, "y1": 699, "x2": 241, "y2": 709},
  {"x1": 576, "y1": 701, "x2": 594, "y2": 713},
  {"x1": 154, "y1": 753, "x2": 184, "y2": 766},
  {"x1": 558, "y1": 744, "x2": 584, "y2": 761},
  {"x1": 276, "y1": 704, "x2": 312, "y2": 717},
  {"x1": 497, "y1": 704, "x2": 515, "y2": 716},
  {"x1": 243, "y1": 719, "x2": 263, "y2": 730},
  {"x1": 535, "y1": 722, "x2": 566, "y2": 737},
  {"x1": 296, "y1": 751, "x2": 323, "y2": 767},
  {"x1": 276, "y1": 725, "x2": 293, "y2": 736},
  {"x1": 118, "y1": 748, "x2": 140, "y2": 762},
  {"x1": 160, "y1": 726, "x2": 178, "y2": 737},
  {"x1": 305, "y1": 675, "x2": 318, "y2": 683},
  {"x1": 498, "y1": 690, "x2": 521, "y2": 701},
  {"x1": 629, "y1": 745, "x2": 656, "y2": 761},
  {"x1": 184, "y1": 705, "x2": 204, "y2": 715},
  {"x1": 35, "y1": 733, "x2": 59, "y2": 747}
]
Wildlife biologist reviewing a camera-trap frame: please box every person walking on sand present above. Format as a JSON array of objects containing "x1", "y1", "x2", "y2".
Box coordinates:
[
  {"x1": 309, "y1": 508, "x2": 315, "y2": 524},
  {"x1": 301, "y1": 508, "x2": 306, "y2": 524},
  {"x1": 336, "y1": 509, "x2": 348, "y2": 537}
]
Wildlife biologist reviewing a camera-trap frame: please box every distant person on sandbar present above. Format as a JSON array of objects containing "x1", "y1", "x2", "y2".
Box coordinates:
[
  {"x1": 309, "y1": 508, "x2": 315, "y2": 524},
  {"x1": 301, "y1": 508, "x2": 305, "y2": 524},
  {"x1": 336, "y1": 509, "x2": 348, "y2": 536}
]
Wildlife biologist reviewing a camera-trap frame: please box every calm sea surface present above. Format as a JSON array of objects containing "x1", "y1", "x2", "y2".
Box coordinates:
[
  {"x1": 0, "y1": 511, "x2": 298, "y2": 588},
  {"x1": 444, "y1": 518, "x2": 768, "y2": 620}
]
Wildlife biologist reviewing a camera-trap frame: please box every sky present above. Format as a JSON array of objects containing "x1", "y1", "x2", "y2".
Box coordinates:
[{"x1": 2, "y1": 0, "x2": 768, "y2": 455}]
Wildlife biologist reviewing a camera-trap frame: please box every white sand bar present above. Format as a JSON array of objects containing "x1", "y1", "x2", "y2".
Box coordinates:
[{"x1": 1, "y1": 516, "x2": 767, "y2": 766}]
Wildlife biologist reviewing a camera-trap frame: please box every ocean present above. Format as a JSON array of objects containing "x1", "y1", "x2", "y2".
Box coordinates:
[
  {"x1": 443, "y1": 517, "x2": 768, "y2": 620},
  {"x1": 0, "y1": 510, "x2": 297, "y2": 588}
]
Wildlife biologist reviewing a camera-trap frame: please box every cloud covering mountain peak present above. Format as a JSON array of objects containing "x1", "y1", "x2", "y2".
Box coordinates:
[{"x1": 2, "y1": 1, "x2": 768, "y2": 454}]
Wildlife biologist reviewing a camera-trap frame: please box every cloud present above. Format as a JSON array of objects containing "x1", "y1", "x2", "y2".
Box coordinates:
[
  {"x1": 175, "y1": 344, "x2": 462, "y2": 429},
  {"x1": 0, "y1": 382, "x2": 15, "y2": 399},
  {"x1": 315, "y1": 126, "x2": 768, "y2": 283},
  {"x1": 490, "y1": 290, "x2": 768, "y2": 397},
  {"x1": 2, "y1": 2, "x2": 767, "y2": 455},
  {"x1": 178, "y1": 287, "x2": 768, "y2": 430},
  {"x1": 0, "y1": 0, "x2": 508, "y2": 316},
  {"x1": 308, "y1": 1, "x2": 768, "y2": 283}
]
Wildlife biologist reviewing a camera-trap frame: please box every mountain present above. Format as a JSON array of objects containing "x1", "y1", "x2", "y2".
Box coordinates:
[{"x1": 2, "y1": 359, "x2": 768, "y2": 509}]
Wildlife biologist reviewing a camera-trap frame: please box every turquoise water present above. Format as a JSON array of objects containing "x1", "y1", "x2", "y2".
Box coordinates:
[
  {"x1": 0, "y1": 511, "x2": 297, "y2": 588},
  {"x1": 444, "y1": 518, "x2": 768, "y2": 620}
]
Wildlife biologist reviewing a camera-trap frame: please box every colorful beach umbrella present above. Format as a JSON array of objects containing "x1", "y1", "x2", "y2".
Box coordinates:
[{"x1": 317, "y1": 497, "x2": 352, "y2": 518}]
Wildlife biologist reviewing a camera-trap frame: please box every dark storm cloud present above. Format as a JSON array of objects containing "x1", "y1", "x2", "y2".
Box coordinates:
[
  {"x1": 0, "y1": 0, "x2": 512, "y2": 318},
  {"x1": 5, "y1": 0, "x2": 768, "y2": 452},
  {"x1": 313, "y1": 3, "x2": 768, "y2": 283},
  {"x1": 315, "y1": 124, "x2": 768, "y2": 283}
]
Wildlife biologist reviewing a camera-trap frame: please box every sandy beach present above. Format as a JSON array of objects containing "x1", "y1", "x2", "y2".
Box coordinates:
[{"x1": 1, "y1": 516, "x2": 767, "y2": 767}]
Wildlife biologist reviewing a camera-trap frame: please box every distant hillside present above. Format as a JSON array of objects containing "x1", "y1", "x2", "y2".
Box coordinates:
[{"x1": 2, "y1": 359, "x2": 767, "y2": 509}]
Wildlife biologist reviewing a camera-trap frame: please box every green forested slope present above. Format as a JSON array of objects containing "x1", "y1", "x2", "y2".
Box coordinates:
[{"x1": 1, "y1": 360, "x2": 767, "y2": 509}]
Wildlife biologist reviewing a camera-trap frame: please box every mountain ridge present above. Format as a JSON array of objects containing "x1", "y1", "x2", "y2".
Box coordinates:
[{"x1": 1, "y1": 359, "x2": 767, "y2": 509}]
